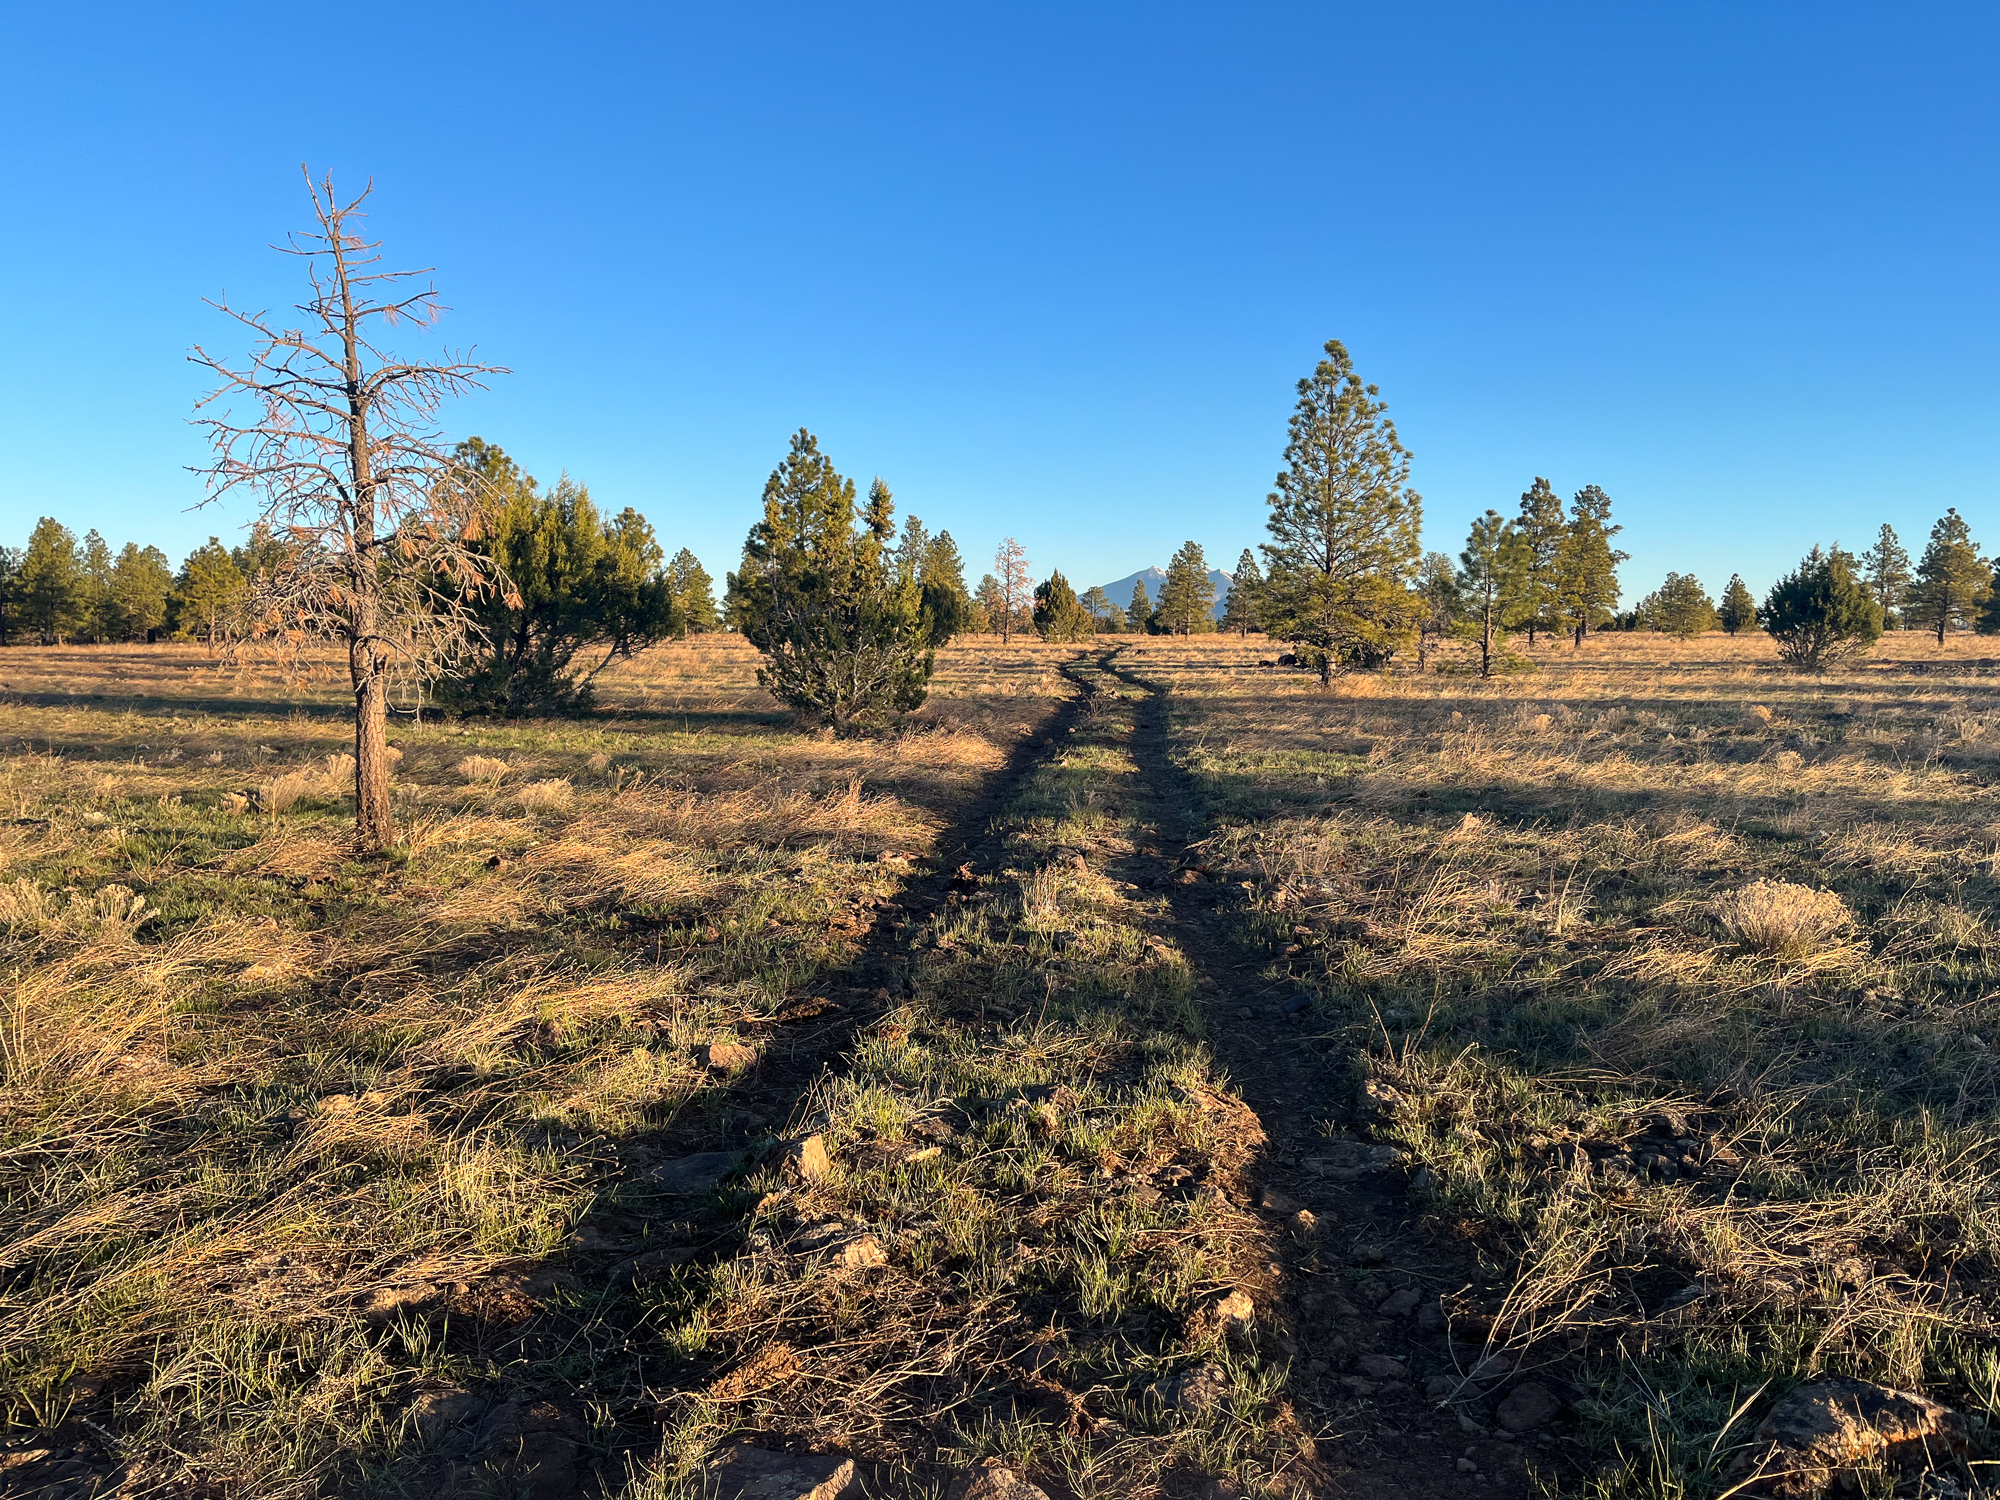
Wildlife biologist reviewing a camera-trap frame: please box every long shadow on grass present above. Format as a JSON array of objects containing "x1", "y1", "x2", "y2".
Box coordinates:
[{"x1": 410, "y1": 659, "x2": 1103, "y2": 1483}]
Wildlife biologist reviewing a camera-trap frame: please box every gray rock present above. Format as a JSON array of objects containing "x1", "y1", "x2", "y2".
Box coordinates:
[
  {"x1": 1378, "y1": 1286, "x2": 1421, "y2": 1317},
  {"x1": 1497, "y1": 1382, "x2": 1562, "y2": 1432},
  {"x1": 1735, "y1": 1377, "x2": 1967, "y2": 1496},
  {"x1": 1354, "y1": 1353, "x2": 1407, "y2": 1380},
  {"x1": 947, "y1": 1466, "x2": 1053, "y2": 1500},
  {"x1": 703, "y1": 1444, "x2": 859, "y2": 1500},
  {"x1": 643, "y1": 1149, "x2": 750, "y2": 1194},
  {"x1": 405, "y1": 1385, "x2": 484, "y2": 1443},
  {"x1": 1148, "y1": 1361, "x2": 1228, "y2": 1412}
]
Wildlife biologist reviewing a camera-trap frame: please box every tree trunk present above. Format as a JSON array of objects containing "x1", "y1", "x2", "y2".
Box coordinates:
[
  {"x1": 352, "y1": 637, "x2": 394, "y2": 851},
  {"x1": 1480, "y1": 605, "x2": 1494, "y2": 679},
  {"x1": 1318, "y1": 652, "x2": 1332, "y2": 688}
]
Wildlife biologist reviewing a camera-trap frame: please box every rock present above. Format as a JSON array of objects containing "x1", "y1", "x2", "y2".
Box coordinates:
[
  {"x1": 1426, "y1": 1375, "x2": 1459, "y2": 1399},
  {"x1": 781, "y1": 1133, "x2": 835, "y2": 1184},
  {"x1": 1378, "y1": 1286, "x2": 1421, "y2": 1317},
  {"x1": 839, "y1": 1234, "x2": 886, "y2": 1270},
  {"x1": 1212, "y1": 1289, "x2": 1257, "y2": 1340},
  {"x1": 469, "y1": 1400, "x2": 582, "y2": 1500},
  {"x1": 1735, "y1": 1377, "x2": 1968, "y2": 1497},
  {"x1": 1497, "y1": 1382, "x2": 1562, "y2": 1432},
  {"x1": 705, "y1": 1444, "x2": 859, "y2": 1500},
  {"x1": 1456, "y1": 1457, "x2": 1479, "y2": 1474},
  {"x1": 1197, "y1": 1481, "x2": 1247, "y2": 1500},
  {"x1": 701, "y1": 1041, "x2": 758, "y2": 1072},
  {"x1": 1417, "y1": 1299, "x2": 1447, "y2": 1333},
  {"x1": 1282, "y1": 993, "x2": 1313, "y2": 1014},
  {"x1": 947, "y1": 1465, "x2": 1052, "y2": 1500},
  {"x1": 1355, "y1": 1353, "x2": 1407, "y2": 1380},
  {"x1": 1258, "y1": 1185, "x2": 1304, "y2": 1214},
  {"x1": 606, "y1": 1245, "x2": 698, "y2": 1284},
  {"x1": 643, "y1": 1149, "x2": 750, "y2": 1194},
  {"x1": 406, "y1": 1385, "x2": 484, "y2": 1443},
  {"x1": 1149, "y1": 1361, "x2": 1228, "y2": 1412}
]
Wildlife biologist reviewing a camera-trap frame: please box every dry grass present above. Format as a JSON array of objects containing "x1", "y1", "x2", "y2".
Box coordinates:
[
  {"x1": 1712, "y1": 880, "x2": 1852, "y2": 959},
  {"x1": 1139, "y1": 626, "x2": 2000, "y2": 1496}
]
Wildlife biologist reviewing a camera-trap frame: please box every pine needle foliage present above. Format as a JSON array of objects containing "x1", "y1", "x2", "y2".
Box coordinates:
[
  {"x1": 1910, "y1": 508, "x2": 1991, "y2": 644},
  {"x1": 1762, "y1": 546, "x2": 1884, "y2": 671},
  {"x1": 1032, "y1": 569, "x2": 1094, "y2": 642},
  {"x1": 1259, "y1": 339, "x2": 1422, "y2": 682},
  {"x1": 1157, "y1": 540, "x2": 1216, "y2": 635},
  {"x1": 727, "y1": 431, "x2": 933, "y2": 732},
  {"x1": 1718, "y1": 574, "x2": 1757, "y2": 635}
]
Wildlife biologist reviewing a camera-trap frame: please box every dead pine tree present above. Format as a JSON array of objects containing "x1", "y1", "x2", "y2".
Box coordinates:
[{"x1": 190, "y1": 168, "x2": 507, "y2": 851}]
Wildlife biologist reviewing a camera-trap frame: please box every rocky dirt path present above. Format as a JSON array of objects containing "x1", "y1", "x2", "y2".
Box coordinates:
[{"x1": 1102, "y1": 651, "x2": 1568, "y2": 1500}]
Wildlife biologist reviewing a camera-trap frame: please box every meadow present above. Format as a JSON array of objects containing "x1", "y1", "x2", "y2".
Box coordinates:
[{"x1": 2, "y1": 629, "x2": 1997, "y2": 1499}]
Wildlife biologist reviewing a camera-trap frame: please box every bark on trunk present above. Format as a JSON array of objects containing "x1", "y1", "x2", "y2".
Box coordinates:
[{"x1": 353, "y1": 639, "x2": 394, "y2": 850}]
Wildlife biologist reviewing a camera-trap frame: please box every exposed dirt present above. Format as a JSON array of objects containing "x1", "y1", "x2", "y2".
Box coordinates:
[{"x1": 1104, "y1": 650, "x2": 1575, "y2": 1499}]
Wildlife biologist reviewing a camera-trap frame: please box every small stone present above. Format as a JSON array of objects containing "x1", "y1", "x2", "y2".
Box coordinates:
[
  {"x1": 782, "y1": 1134, "x2": 834, "y2": 1184},
  {"x1": 1378, "y1": 1286, "x2": 1421, "y2": 1317},
  {"x1": 839, "y1": 1235, "x2": 887, "y2": 1270},
  {"x1": 1418, "y1": 1299, "x2": 1447, "y2": 1332},
  {"x1": 1426, "y1": 1375, "x2": 1458, "y2": 1399},
  {"x1": 947, "y1": 1466, "x2": 1052, "y2": 1500},
  {"x1": 1456, "y1": 1457, "x2": 1479, "y2": 1474},
  {"x1": 1355, "y1": 1353, "x2": 1407, "y2": 1380},
  {"x1": 1236, "y1": 1006, "x2": 1254, "y2": 1020},
  {"x1": 1497, "y1": 1382, "x2": 1562, "y2": 1432},
  {"x1": 644, "y1": 1149, "x2": 750, "y2": 1194},
  {"x1": 704, "y1": 1444, "x2": 859, "y2": 1500},
  {"x1": 701, "y1": 1041, "x2": 758, "y2": 1072},
  {"x1": 1258, "y1": 1185, "x2": 1304, "y2": 1214},
  {"x1": 606, "y1": 1245, "x2": 697, "y2": 1284},
  {"x1": 1282, "y1": 993, "x2": 1313, "y2": 1014},
  {"x1": 1211, "y1": 1289, "x2": 1256, "y2": 1339},
  {"x1": 1148, "y1": 1361, "x2": 1228, "y2": 1412},
  {"x1": 1197, "y1": 1481, "x2": 1247, "y2": 1500},
  {"x1": 405, "y1": 1386, "x2": 483, "y2": 1443}
]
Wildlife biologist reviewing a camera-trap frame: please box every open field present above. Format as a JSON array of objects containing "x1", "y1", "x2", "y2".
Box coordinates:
[{"x1": 3, "y1": 630, "x2": 1999, "y2": 1497}]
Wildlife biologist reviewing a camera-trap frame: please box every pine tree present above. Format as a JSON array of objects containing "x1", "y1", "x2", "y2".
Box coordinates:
[
  {"x1": 1222, "y1": 549, "x2": 1263, "y2": 635},
  {"x1": 175, "y1": 537, "x2": 245, "y2": 648},
  {"x1": 0, "y1": 547, "x2": 21, "y2": 644},
  {"x1": 725, "y1": 430, "x2": 932, "y2": 730},
  {"x1": 1259, "y1": 339, "x2": 1422, "y2": 683},
  {"x1": 1910, "y1": 509, "x2": 1991, "y2": 644},
  {"x1": 1126, "y1": 578, "x2": 1154, "y2": 633},
  {"x1": 1763, "y1": 546, "x2": 1883, "y2": 670},
  {"x1": 1457, "y1": 508, "x2": 1527, "y2": 678},
  {"x1": 1513, "y1": 477, "x2": 1567, "y2": 645},
  {"x1": 19, "y1": 518, "x2": 85, "y2": 643},
  {"x1": 1157, "y1": 541, "x2": 1215, "y2": 635},
  {"x1": 1653, "y1": 572, "x2": 1718, "y2": 637},
  {"x1": 1032, "y1": 570, "x2": 1094, "y2": 642},
  {"x1": 1413, "y1": 551, "x2": 1460, "y2": 670},
  {"x1": 79, "y1": 530, "x2": 116, "y2": 642},
  {"x1": 1079, "y1": 585, "x2": 1120, "y2": 632},
  {"x1": 1718, "y1": 574, "x2": 1757, "y2": 635},
  {"x1": 667, "y1": 548, "x2": 720, "y2": 635},
  {"x1": 1859, "y1": 524, "x2": 1913, "y2": 628},
  {"x1": 1555, "y1": 485, "x2": 1627, "y2": 643},
  {"x1": 917, "y1": 530, "x2": 972, "y2": 644},
  {"x1": 972, "y1": 574, "x2": 1004, "y2": 633},
  {"x1": 110, "y1": 543, "x2": 175, "y2": 640}
]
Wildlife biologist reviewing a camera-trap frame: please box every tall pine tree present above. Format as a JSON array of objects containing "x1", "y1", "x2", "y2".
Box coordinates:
[
  {"x1": 1259, "y1": 339, "x2": 1422, "y2": 682},
  {"x1": 1910, "y1": 509, "x2": 1991, "y2": 644},
  {"x1": 1555, "y1": 485, "x2": 1627, "y2": 643},
  {"x1": 1718, "y1": 574, "x2": 1757, "y2": 635},
  {"x1": 1457, "y1": 509, "x2": 1527, "y2": 678},
  {"x1": 1860, "y1": 524, "x2": 1913, "y2": 629},
  {"x1": 1222, "y1": 549, "x2": 1263, "y2": 635},
  {"x1": 1157, "y1": 541, "x2": 1215, "y2": 635},
  {"x1": 1513, "y1": 478, "x2": 1567, "y2": 645}
]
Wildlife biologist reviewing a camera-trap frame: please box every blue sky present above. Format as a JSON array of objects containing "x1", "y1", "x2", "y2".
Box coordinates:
[{"x1": 2, "y1": 3, "x2": 1995, "y2": 603}]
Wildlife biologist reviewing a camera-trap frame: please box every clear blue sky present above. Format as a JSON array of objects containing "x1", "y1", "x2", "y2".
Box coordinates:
[{"x1": 2, "y1": 3, "x2": 1995, "y2": 603}]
